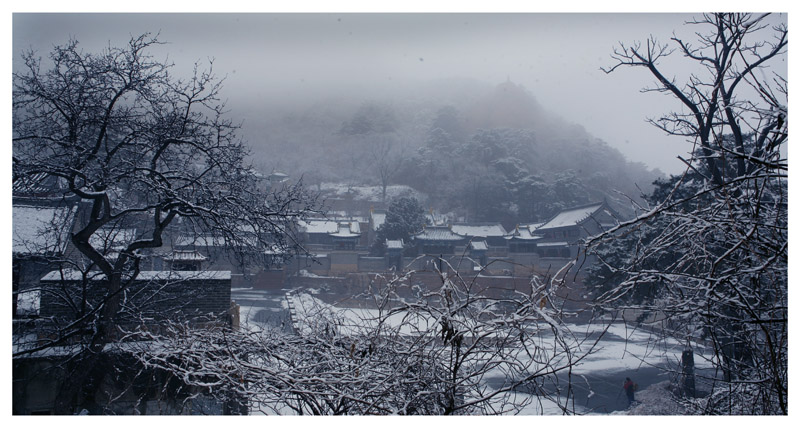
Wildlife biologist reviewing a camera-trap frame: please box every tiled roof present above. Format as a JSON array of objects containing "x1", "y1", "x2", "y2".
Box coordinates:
[
  {"x1": 12, "y1": 172, "x2": 67, "y2": 196},
  {"x1": 469, "y1": 240, "x2": 488, "y2": 251},
  {"x1": 414, "y1": 226, "x2": 463, "y2": 241},
  {"x1": 386, "y1": 239, "x2": 404, "y2": 249},
  {"x1": 505, "y1": 224, "x2": 542, "y2": 241},
  {"x1": 537, "y1": 203, "x2": 604, "y2": 230}
]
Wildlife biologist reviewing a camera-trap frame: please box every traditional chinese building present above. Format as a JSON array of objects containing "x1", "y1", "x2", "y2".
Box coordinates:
[{"x1": 533, "y1": 201, "x2": 620, "y2": 259}]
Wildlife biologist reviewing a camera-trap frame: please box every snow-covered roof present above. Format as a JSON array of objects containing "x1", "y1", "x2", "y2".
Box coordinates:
[
  {"x1": 329, "y1": 222, "x2": 361, "y2": 238},
  {"x1": 301, "y1": 219, "x2": 360, "y2": 237},
  {"x1": 523, "y1": 222, "x2": 545, "y2": 230},
  {"x1": 268, "y1": 171, "x2": 289, "y2": 182},
  {"x1": 327, "y1": 214, "x2": 368, "y2": 223},
  {"x1": 451, "y1": 223, "x2": 507, "y2": 238},
  {"x1": 41, "y1": 270, "x2": 232, "y2": 282},
  {"x1": 162, "y1": 250, "x2": 209, "y2": 262},
  {"x1": 537, "y1": 203, "x2": 604, "y2": 230},
  {"x1": 505, "y1": 224, "x2": 542, "y2": 241},
  {"x1": 300, "y1": 219, "x2": 339, "y2": 234},
  {"x1": 537, "y1": 241, "x2": 569, "y2": 247},
  {"x1": 469, "y1": 240, "x2": 488, "y2": 251},
  {"x1": 386, "y1": 239, "x2": 404, "y2": 250},
  {"x1": 12, "y1": 204, "x2": 76, "y2": 255},
  {"x1": 425, "y1": 212, "x2": 447, "y2": 226},
  {"x1": 414, "y1": 226, "x2": 463, "y2": 241},
  {"x1": 174, "y1": 233, "x2": 264, "y2": 250}
]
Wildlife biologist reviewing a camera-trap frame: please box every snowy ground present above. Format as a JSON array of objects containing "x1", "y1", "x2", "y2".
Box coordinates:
[
  {"x1": 231, "y1": 287, "x2": 292, "y2": 334},
  {"x1": 231, "y1": 288, "x2": 714, "y2": 415}
]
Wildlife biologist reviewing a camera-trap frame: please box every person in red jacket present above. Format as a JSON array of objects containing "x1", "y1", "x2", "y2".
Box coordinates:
[{"x1": 623, "y1": 377, "x2": 636, "y2": 405}]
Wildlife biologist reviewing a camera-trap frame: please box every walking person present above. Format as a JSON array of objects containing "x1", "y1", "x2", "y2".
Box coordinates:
[{"x1": 623, "y1": 377, "x2": 636, "y2": 406}]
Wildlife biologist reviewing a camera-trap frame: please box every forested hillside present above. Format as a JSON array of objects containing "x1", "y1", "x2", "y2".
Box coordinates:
[{"x1": 246, "y1": 79, "x2": 660, "y2": 225}]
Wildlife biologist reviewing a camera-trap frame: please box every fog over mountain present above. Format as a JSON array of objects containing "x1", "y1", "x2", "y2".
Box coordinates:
[
  {"x1": 245, "y1": 76, "x2": 659, "y2": 223},
  {"x1": 13, "y1": 12, "x2": 728, "y2": 176}
]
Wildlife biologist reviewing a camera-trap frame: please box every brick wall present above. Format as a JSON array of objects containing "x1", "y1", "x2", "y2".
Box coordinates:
[{"x1": 39, "y1": 271, "x2": 232, "y2": 324}]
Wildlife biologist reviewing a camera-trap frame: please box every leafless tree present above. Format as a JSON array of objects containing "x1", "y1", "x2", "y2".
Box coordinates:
[
  {"x1": 592, "y1": 13, "x2": 787, "y2": 414},
  {"x1": 369, "y1": 134, "x2": 406, "y2": 202},
  {"x1": 12, "y1": 34, "x2": 317, "y2": 413},
  {"x1": 125, "y1": 259, "x2": 603, "y2": 415}
]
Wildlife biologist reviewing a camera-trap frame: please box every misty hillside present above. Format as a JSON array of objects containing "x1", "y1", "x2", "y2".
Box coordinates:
[{"x1": 245, "y1": 79, "x2": 660, "y2": 226}]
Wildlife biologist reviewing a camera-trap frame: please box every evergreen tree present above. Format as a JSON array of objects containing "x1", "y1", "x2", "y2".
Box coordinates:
[{"x1": 370, "y1": 197, "x2": 426, "y2": 255}]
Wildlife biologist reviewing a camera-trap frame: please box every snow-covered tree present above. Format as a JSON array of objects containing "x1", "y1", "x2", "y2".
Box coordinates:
[
  {"x1": 370, "y1": 196, "x2": 426, "y2": 255},
  {"x1": 12, "y1": 34, "x2": 317, "y2": 413},
  {"x1": 126, "y1": 260, "x2": 602, "y2": 415},
  {"x1": 591, "y1": 13, "x2": 787, "y2": 414}
]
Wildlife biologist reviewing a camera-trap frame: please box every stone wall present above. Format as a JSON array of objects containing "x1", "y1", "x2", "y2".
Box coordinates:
[
  {"x1": 329, "y1": 252, "x2": 359, "y2": 274},
  {"x1": 357, "y1": 256, "x2": 387, "y2": 272},
  {"x1": 251, "y1": 270, "x2": 286, "y2": 290}
]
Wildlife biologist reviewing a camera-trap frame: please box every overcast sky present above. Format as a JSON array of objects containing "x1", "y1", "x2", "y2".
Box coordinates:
[{"x1": 11, "y1": 12, "x2": 789, "y2": 174}]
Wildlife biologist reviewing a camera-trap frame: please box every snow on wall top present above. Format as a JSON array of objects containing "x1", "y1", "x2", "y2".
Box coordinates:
[
  {"x1": 41, "y1": 270, "x2": 232, "y2": 282},
  {"x1": 12, "y1": 204, "x2": 76, "y2": 255},
  {"x1": 538, "y1": 203, "x2": 604, "y2": 230},
  {"x1": 451, "y1": 223, "x2": 507, "y2": 238}
]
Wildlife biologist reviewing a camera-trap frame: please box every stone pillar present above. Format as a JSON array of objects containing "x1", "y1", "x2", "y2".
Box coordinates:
[{"x1": 681, "y1": 348, "x2": 696, "y2": 397}]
